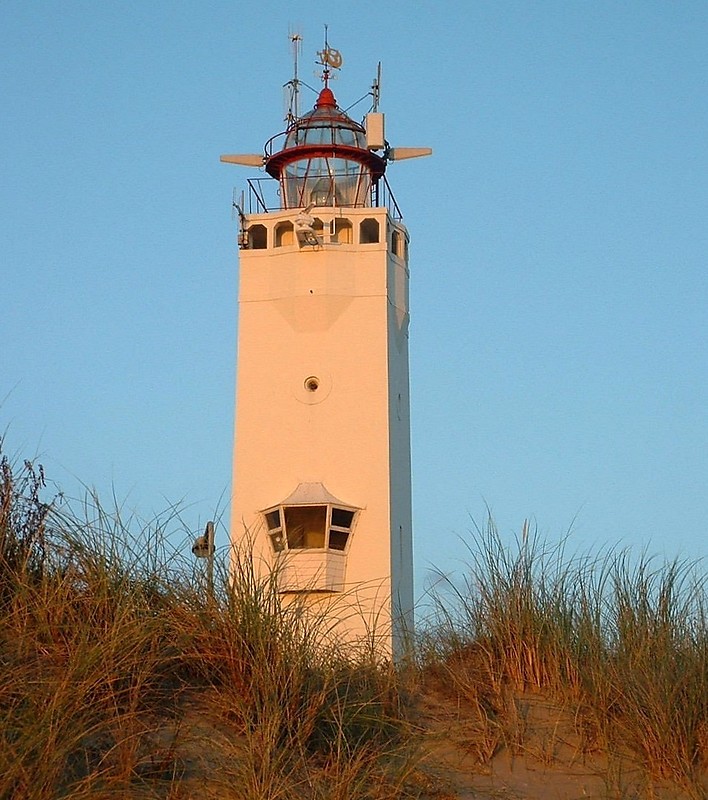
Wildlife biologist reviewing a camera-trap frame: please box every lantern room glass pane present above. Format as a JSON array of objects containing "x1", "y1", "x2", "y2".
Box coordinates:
[
  {"x1": 282, "y1": 156, "x2": 371, "y2": 209},
  {"x1": 284, "y1": 108, "x2": 367, "y2": 151}
]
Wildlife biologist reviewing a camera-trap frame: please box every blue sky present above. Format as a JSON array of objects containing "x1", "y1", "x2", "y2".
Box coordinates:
[{"x1": 2, "y1": 1, "x2": 707, "y2": 596}]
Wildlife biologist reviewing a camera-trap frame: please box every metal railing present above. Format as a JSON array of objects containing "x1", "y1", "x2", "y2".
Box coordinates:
[{"x1": 235, "y1": 175, "x2": 403, "y2": 221}]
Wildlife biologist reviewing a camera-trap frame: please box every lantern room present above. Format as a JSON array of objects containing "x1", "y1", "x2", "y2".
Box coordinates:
[{"x1": 263, "y1": 86, "x2": 386, "y2": 210}]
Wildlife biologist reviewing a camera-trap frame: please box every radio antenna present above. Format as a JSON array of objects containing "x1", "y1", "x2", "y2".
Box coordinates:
[
  {"x1": 371, "y1": 61, "x2": 381, "y2": 111},
  {"x1": 284, "y1": 28, "x2": 302, "y2": 123}
]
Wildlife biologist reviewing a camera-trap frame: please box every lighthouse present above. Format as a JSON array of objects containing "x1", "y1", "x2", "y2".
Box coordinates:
[{"x1": 222, "y1": 39, "x2": 430, "y2": 658}]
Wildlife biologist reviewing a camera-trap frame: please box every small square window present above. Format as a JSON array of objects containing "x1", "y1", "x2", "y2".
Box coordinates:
[
  {"x1": 269, "y1": 531, "x2": 285, "y2": 552},
  {"x1": 328, "y1": 530, "x2": 350, "y2": 551},
  {"x1": 265, "y1": 510, "x2": 281, "y2": 531},
  {"x1": 331, "y1": 508, "x2": 354, "y2": 529}
]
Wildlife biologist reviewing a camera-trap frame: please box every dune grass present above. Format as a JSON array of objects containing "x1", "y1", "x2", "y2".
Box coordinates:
[
  {"x1": 421, "y1": 517, "x2": 708, "y2": 797},
  {"x1": 0, "y1": 450, "x2": 417, "y2": 799},
  {"x1": 2, "y1": 448, "x2": 708, "y2": 798}
]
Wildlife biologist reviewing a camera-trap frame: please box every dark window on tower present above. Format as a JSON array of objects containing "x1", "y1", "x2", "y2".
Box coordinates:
[
  {"x1": 360, "y1": 218, "x2": 379, "y2": 244},
  {"x1": 331, "y1": 508, "x2": 354, "y2": 528},
  {"x1": 392, "y1": 229, "x2": 404, "y2": 258},
  {"x1": 328, "y1": 507, "x2": 355, "y2": 551},
  {"x1": 248, "y1": 224, "x2": 268, "y2": 249},
  {"x1": 274, "y1": 221, "x2": 294, "y2": 247}
]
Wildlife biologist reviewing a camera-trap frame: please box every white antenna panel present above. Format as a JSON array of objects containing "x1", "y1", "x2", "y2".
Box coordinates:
[{"x1": 366, "y1": 113, "x2": 385, "y2": 151}]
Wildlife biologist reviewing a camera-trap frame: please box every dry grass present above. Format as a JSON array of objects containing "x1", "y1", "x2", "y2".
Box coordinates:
[
  {"x1": 0, "y1": 448, "x2": 419, "y2": 799},
  {"x1": 3, "y1": 447, "x2": 708, "y2": 799},
  {"x1": 420, "y1": 517, "x2": 708, "y2": 798}
]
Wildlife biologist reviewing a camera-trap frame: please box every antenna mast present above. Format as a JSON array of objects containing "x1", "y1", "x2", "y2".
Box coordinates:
[
  {"x1": 371, "y1": 61, "x2": 381, "y2": 111},
  {"x1": 284, "y1": 29, "x2": 302, "y2": 123}
]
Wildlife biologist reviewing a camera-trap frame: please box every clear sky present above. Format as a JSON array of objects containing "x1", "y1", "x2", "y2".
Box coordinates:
[{"x1": 2, "y1": 1, "x2": 707, "y2": 597}]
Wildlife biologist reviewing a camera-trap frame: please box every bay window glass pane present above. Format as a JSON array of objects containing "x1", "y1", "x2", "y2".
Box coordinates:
[
  {"x1": 285, "y1": 506, "x2": 327, "y2": 549},
  {"x1": 331, "y1": 508, "x2": 354, "y2": 529},
  {"x1": 328, "y1": 530, "x2": 349, "y2": 551},
  {"x1": 265, "y1": 510, "x2": 281, "y2": 531},
  {"x1": 270, "y1": 531, "x2": 285, "y2": 552}
]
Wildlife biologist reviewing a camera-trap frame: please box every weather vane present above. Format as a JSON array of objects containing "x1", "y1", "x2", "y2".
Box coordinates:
[{"x1": 316, "y1": 24, "x2": 342, "y2": 87}]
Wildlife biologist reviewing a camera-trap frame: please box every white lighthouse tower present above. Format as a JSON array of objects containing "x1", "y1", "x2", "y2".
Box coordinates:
[{"x1": 222, "y1": 41, "x2": 430, "y2": 658}]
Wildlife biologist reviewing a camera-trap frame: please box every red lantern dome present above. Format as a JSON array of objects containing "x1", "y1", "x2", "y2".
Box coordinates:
[{"x1": 264, "y1": 87, "x2": 386, "y2": 210}]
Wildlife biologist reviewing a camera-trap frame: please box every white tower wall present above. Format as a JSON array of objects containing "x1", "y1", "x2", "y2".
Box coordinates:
[{"x1": 230, "y1": 206, "x2": 413, "y2": 657}]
